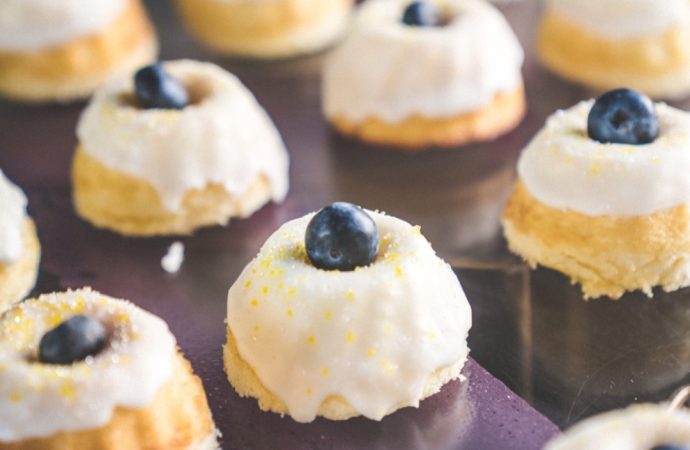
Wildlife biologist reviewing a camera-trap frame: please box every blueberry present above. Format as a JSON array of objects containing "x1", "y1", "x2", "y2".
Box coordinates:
[
  {"x1": 402, "y1": 1, "x2": 442, "y2": 27},
  {"x1": 134, "y1": 64, "x2": 188, "y2": 110},
  {"x1": 587, "y1": 88, "x2": 659, "y2": 145},
  {"x1": 305, "y1": 202, "x2": 379, "y2": 271},
  {"x1": 650, "y1": 445, "x2": 688, "y2": 450},
  {"x1": 38, "y1": 315, "x2": 107, "y2": 365}
]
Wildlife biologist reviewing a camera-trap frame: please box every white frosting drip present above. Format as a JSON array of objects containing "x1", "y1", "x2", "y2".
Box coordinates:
[
  {"x1": 0, "y1": 0, "x2": 126, "y2": 51},
  {"x1": 322, "y1": 0, "x2": 524, "y2": 123},
  {"x1": 546, "y1": 0, "x2": 690, "y2": 39},
  {"x1": 546, "y1": 404, "x2": 690, "y2": 450},
  {"x1": 0, "y1": 170, "x2": 28, "y2": 264},
  {"x1": 0, "y1": 288, "x2": 177, "y2": 441},
  {"x1": 227, "y1": 211, "x2": 472, "y2": 422},
  {"x1": 77, "y1": 60, "x2": 289, "y2": 212},
  {"x1": 518, "y1": 101, "x2": 690, "y2": 217}
]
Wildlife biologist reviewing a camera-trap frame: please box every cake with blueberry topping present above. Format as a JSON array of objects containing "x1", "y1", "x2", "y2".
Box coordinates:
[
  {"x1": 175, "y1": 0, "x2": 353, "y2": 59},
  {"x1": 0, "y1": 170, "x2": 39, "y2": 313},
  {"x1": 0, "y1": 288, "x2": 218, "y2": 450},
  {"x1": 224, "y1": 202, "x2": 472, "y2": 421},
  {"x1": 538, "y1": 0, "x2": 690, "y2": 99},
  {"x1": 0, "y1": 0, "x2": 157, "y2": 102},
  {"x1": 72, "y1": 59, "x2": 290, "y2": 236},
  {"x1": 322, "y1": 0, "x2": 525, "y2": 149},
  {"x1": 503, "y1": 88, "x2": 690, "y2": 299}
]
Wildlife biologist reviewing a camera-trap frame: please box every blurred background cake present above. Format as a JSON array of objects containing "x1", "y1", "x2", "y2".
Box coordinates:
[{"x1": 0, "y1": 0, "x2": 157, "y2": 102}]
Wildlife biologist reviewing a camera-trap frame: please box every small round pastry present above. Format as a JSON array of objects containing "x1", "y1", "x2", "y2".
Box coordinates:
[
  {"x1": 224, "y1": 202, "x2": 472, "y2": 422},
  {"x1": 72, "y1": 59, "x2": 290, "y2": 236},
  {"x1": 0, "y1": 288, "x2": 218, "y2": 450},
  {"x1": 175, "y1": 0, "x2": 354, "y2": 59},
  {"x1": 322, "y1": 0, "x2": 526, "y2": 150},
  {"x1": 0, "y1": 170, "x2": 40, "y2": 313},
  {"x1": 502, "y1": 88, "x2": 690, "y2": 299},
  {"x1": 0, "y1": 0, "x2": 157, "y2": 103},
  {"x1": 538, "y1": 0, "x2": 690, "y2": 99},
  {"x1": 545, "y1": 403, "x2": 690, "y2": 449}
]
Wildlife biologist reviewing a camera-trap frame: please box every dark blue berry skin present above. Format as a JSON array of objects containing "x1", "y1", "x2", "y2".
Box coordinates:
[
  {"x1": 134, "y1": 64, "x2": 188, "y2": 110},
  {"x1": 587, "y1": 88, "x2": 659, "y2": 145},
  {"x1": 305, "y1": 202, "x2": 379, "y2": 271},
  {"x1": 650, "y1": 446, "x2": 688, "y2": 450},
  {"x1": 402, "y1": 1, "x2": 442, "y2": 27},
  {"x1": 38, "y1": 315, "x2": 107, "y2": 365}
]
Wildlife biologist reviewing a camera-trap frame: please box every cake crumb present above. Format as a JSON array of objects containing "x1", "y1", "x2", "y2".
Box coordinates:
[{"x1": 161, "y1": 241, "x2": 185, "y2": 274}]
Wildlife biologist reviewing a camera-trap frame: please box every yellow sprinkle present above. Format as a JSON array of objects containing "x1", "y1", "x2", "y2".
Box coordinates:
[
  {"x1": 395, "y1": 266, "x2": 403, "y2": 277},
  {"x1": 287, "y1": 287, "x2": 296, "y2": 297},
  {"x1": 60, "y1": 383, "x2": 75, "y2": 402},
  {"x1": 253, "y1": 324, "x2": 261, "y2": 333},
  {"x1": 386, "y1": 252, "x2": 401, "y2": 263},
  {"x1": 367, "y1": 348, "x2": 377, "y2": 357},
  {"x1": 427, "y1": 331, "x2": 437, "y2": 340},
  {"x1": 383, "y1": 323, "x2": 393, "y2": 335},
  {"x1": 262, "y1": 287, "x2": 269, "y2": 295},
  {"x1": 9, "y1": 392, "x2": 22, "y2": 403},
  {"x1": 115, "y1": 313, "x2": 130, "y2": 324},
  {"x1": 269, "y1": 269, "x2": 276, "y2": 277},
  {"x1": 563, "y1": 156, "x2": 574, "y2": 164},
  {"x1": 346, "y1": 332, "x2": 356, "y2": 343},
  {"x1": 380, "y1": 359, "x2": 395, "y2": 375},
  {"x1": 49, "y1": 313, "x2": 63, "y2": 327},
  {"x1": 244, "y1": 280, "x2": 251, "y2": 289},
  {"x1": 412, "y1": 225, "x2": 422, "y2": 235},
  {"x1": 307, "y1": 388, "x2": 313, "y2": 396},
  {"x1": 320, "y1": 368, "x2": 329, "y2": 377},
  {"x1": 278, "y1": 282, "x2": 284, "y2": 290},
  {"x1": 0, "y1": 362, "x2": 7, "y2": 372},
  {"x1": 287, "y1": 309, "x2": 294, "y2": 317},
  {"x1": 73, "y1": 296, "x2": 86, "y2": 313},
  {"x1": 278, "y1": 268, "x2": 285, "y2": 276},
  {"x1": 346, "y1": 290, "x2": 355, "y2": 301},
  {"x1": 324, "y1": 311, "x2": 333, "y2": 320},
  {"x1": 307, "y1": 336, "x2": 316, "y2": 345},
  {"x1": 590, "y1": 165, "x2": 601, "y2": 175},
  {"x1": 250, "y1": 299, "x2": 259, "y2": 307}
]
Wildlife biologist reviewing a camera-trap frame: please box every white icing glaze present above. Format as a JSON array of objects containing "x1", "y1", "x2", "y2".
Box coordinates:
[
  {"x1": 545, "y1": 0, "x2": 690, "y2": 39},
  {"x1": 518, "y1": 101, "x2": 690, "y2": 217},
  {"x1": 0, "y1": 170, "x2": 28, "y2": 264},
  {"x1": 322, "y1": 0, "x2": 524, "y2": 123},
  {"x1": 227, "y1": 210, "x2": 472, "y2": 422},
  {"x1": 0, "y1": 288, "x2": 176, "y2": 441},
  {"x1": 0, "y1": 0, "x2": 126, "y2": 51},
  {"x1": 77, "y1": 59, "x2": 290, "y2": 212},
  {"x1": 546, "y1": 404, "x2": 690, "y2": 450}
]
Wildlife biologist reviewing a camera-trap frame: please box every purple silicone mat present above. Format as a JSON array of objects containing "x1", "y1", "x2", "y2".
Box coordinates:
[{"x1": 0, "y1": 0, "x2": 592, "y2": 448}]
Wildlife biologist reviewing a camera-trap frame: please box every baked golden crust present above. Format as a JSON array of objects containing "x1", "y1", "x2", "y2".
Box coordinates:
[
  {"x1": 0, "y1": 0, "x2": 157, "y2": 103},
  {"x1": 0, "y1": 353, "x2": 216, "y2": 450},
  {"x1": 0, "y1": 219, "x2": 40, "y2": 313},
  {"x1": 71, "y1": 146, "x2": 275, "y2": 236},
  {"x1": 328, "y1": 86, "x2": 526, "y2": 151},
  {"x1": 175, "y1": 0, "x2": 352, "y2": 58},
  {"x1": 502, "y1": 181, "x2": 690, "y2": 299},
  {"x1": 537, "y1": 9, "x2": 690, "y2": 99},
  {"x1": 223, "y1": 325, "x2": 464, "y2": 421}
]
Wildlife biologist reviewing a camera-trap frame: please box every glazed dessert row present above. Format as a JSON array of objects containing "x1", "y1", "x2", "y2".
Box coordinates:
[
  {"x1": 4, "y1": 55, "x2": 690, "y2": 299},
  {"x1": 0, "y1": 202, "x2": 473, "y2": 448},
  {"x1": 2, "y1": 204, "x2": 690, "y2": 449},
  {"x1": 6, "y1": 0, "x2": 690, "y2": 147}
]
